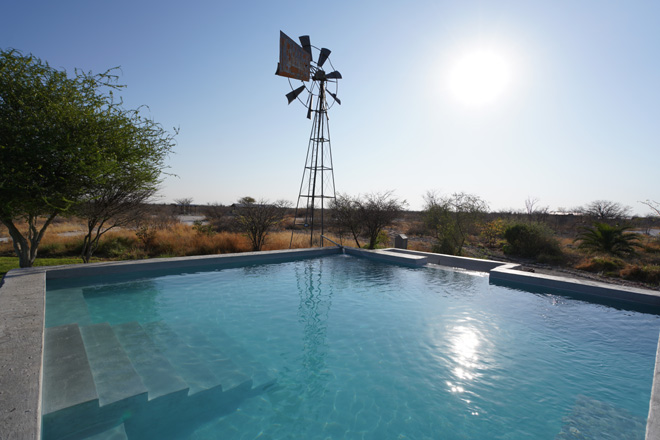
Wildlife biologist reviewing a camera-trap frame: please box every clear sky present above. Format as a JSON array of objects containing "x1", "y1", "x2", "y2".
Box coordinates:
[{"x1": 3, "y1": 1, "x2": 659, "y2": 214}]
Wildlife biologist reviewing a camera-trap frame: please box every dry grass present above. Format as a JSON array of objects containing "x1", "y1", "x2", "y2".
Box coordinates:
[{"x1": 3, "y1": 211, "x2": 660, "y2": 288}]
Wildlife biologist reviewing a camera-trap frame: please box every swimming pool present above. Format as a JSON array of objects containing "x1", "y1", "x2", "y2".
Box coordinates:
[{"x1": 43, "y1": 254, "x2": 659, "y2": 439}]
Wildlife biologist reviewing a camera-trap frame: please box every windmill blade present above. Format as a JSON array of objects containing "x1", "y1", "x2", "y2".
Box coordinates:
[
  {"x1": 325, "y1": 70, "x2": 342, "y2": 79},
  {"x1": 299, "y1": 35, "x2": 312, "y2": 56},
  {"x1": 286, "y1": 85, "x2": 306, "y2": 104},
  {"x1": 318, "y1": 48, "x2": 331, "y2": 67},
  {"x1": 328, "y1": 92, "x2": 341, "y2": 105}
]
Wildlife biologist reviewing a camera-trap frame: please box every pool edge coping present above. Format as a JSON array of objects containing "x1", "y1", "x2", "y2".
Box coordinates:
[{"x1": 1, "y1": 246, "x2": 659, "y2": 439}]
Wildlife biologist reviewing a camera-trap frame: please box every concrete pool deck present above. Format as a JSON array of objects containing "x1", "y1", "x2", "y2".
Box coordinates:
[{"x1": 1, "y1": 246, "x2": 659, "y2": 439}]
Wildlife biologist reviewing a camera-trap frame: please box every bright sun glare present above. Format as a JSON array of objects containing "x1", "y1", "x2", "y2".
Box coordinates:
[{"x1": 448, "y1": 49, "x2": 511, "y2": 108}]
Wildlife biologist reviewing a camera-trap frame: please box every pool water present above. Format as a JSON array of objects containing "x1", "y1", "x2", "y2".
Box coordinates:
[{"x1": 45, "y1": 255, "x2": 660, "y2": 439}]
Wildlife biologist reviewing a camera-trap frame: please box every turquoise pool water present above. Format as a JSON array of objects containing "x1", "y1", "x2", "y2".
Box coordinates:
[{"x1": 45, "y1": 255, "x2": 659, "y2": 439}]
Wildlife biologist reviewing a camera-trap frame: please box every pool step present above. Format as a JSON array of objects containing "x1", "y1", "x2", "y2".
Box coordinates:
[
  {"x1": 80, "y1": 323, "x2": 148, "y2": 407},
  {"x1": 142, "y1": 321, "x2": 224, "y2": 395},
  {"x1": 85, "y1": 423, "x2": 128, "y2": 440},
  {"x1": 112, "y1": 322, "x2": 190, "y2": 400},
  {"x1": 45, "y1": 289, "x2": 92, "y2": 328},
  {"x1": 42, "y1": 324, "x2": 98, "y2": 415},
  {"x1": 192, "y1": 324, "x2": 276, "y2": 391},
  {"x1": 167, "y1": 322, "x2": 252, "y2": 392},
  {"x1": 42, "y1": 321, "x2": 275, "y2": 440}
]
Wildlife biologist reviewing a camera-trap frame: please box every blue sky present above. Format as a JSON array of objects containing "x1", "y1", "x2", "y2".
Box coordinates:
[{"x1": 3, "y1": 1, "x2": 659, "y2": 214}]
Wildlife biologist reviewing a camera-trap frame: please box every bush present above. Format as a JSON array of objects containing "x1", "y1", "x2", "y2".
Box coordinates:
[
  {"x1": 432, "y1": 238, "x2": 457, "y2": 255},
  {"x1": 503, "y1": 223, "x2": 562, "y2": 259},
  {"x1": 481, "y1": 219, "x2": 506, "y2": 248},
  {"x1": 575, "y1": 256, "x2": 626, "y2": 275},
  {"x1": 95, "y1": 235, "x2": 137, "y2": 259},
  {"x1": 576, "y1": 222, "x2": 640, "y2": 256},
  {"x1": 620, "y1": 265, "x2": 660, "y2": 284},
  {"x1": 192, "y1": 220, "x2": 215, "y2": 237},
  {"x1": 376, "y1": 230, "x2": 390, "y2": 248}
]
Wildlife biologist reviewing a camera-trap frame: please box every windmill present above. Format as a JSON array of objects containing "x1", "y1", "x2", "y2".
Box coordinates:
[{"x1": 275, "y1": 31, "x2": 342, "y2": 248}]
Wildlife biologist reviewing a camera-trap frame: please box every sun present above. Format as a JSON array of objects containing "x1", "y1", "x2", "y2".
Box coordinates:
[{"x1": 448, "y1": 49, "x2": 511, "y2": 108}]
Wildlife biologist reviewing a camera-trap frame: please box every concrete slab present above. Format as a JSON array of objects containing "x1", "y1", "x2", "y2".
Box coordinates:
[
  {"x1": 0, "y1": 269, "x2": 46, "y2": 439},
  {"x1": 344, "y1": 247, "x2": 428, "y2": 266}
]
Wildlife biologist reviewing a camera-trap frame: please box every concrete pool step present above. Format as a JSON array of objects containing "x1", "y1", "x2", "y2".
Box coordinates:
[
  {"x1": 85, "y1": 423, "x2": 128, "y2": 440},
  {"x1": 42, "y1": 321, "x2": 275, "y2": 440},
  {"x1": 167, "y1": 322, "x2": 253, "y2": 392},
  {"x1": 45, "y1": 289, "x2": 93, "y2": 328},
  {"x1": 142, "y1": 321, "x2": 224, "y2": 395},
  {"x1": 186, "y1": 323, "x2": 276, "y2": 391},
  {"x1": 112, "y1": 322, "x2": 190, "y2": 400},
  {"x1": 80, "y1": 323, "x2": 148, "y2": 407},
  {"x1": 42, "y1": 324, "x2": 98, "y2": 415}
]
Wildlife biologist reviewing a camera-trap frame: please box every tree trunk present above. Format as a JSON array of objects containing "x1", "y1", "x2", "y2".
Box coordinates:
[{"x1": 1, "y1": 213, "x2": 57, "y2": 268}]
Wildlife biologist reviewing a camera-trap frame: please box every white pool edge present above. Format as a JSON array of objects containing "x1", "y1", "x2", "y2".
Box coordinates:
[{"x1": 1, "y1": 246, "x2": 659, "y2": 439}]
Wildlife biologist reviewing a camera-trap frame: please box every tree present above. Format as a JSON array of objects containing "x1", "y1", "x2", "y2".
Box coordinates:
[
  {"x1": 0, "y1": 49, "x2": 175, "y2": 267},
  {"x1": 235, "y1": 198, "x2": 290, "y2": 251},
  {"x1": 76, "y1": 108, "x2": 175, "y2": 263},
  {"x1": 330, "y1": 194, "x2": 363, "y2": 247},
  {"x1": 524, "y1": 196, "x2": 549, "y2": 224},
  {"x1": 174, "y1": 197, "x2": 194, "y2": 215},
  {"x1": 576, "y1": 222, "x2": 640, "y2": 256},
  {"x1": 423, "y1": 191, "x2": 488, "y2": 255},
  {"x1": 359, "y1": 192, "x2": 406, "y2": 249},
  {"x1": 580, "y1": 200, "x2": 631, "y2": 220},
  {"x1": 1, "y1": 49, "x2": 117, "y2": 267},
  {"x1": 641, "y1": 200, "x2": 660, "y2": 217},
  {"x1": 330, "y1": 191, "x2": 406, "y2": 249},
  {"x1": 238, "y1": 196, "x2": 256, "y2": 205}
]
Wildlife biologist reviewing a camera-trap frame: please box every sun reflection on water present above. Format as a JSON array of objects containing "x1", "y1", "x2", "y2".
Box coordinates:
[{"x1": 445, "y1": 324, "x2": 486, "y2": 404}]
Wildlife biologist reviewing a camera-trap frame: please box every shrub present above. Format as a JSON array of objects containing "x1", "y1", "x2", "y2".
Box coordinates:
[
  {"x1": 135, "y1": 225, "x2": 158, "y2": 250},
  {"x1": 576, "y1": 222, "x2": 640, "y2": 256},
  {"x1": 620, "y1": 265, "x2": 660, "y2": 284},
  {"x1": 376, "y1": 230, "x2": 390, "y2": 248},
  {"x1": 432, "y1": 238, "x2": 457, "y2": 255},
  {"x1": 192, "y1": 220, "x2": 215, "y2": 237},
  {"x1": 95, "y1": 235, "x2": 137, "y2": 259},
  {"x1": 481, "y1": 218, "x2": 506, "y2": 248},
  {"x1": 503, "y1": 223, "x2": 562, "y2": 259},
  {"x1": 575, "y1": 256, "x2": 626, "y2": 275}
]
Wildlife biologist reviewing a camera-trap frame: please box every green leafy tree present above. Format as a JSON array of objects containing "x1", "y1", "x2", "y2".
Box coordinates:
[
  {"x1": 1, "y1": 49, "x2": 115, "y2": 267},
  {"x1": 76, "y1": 108, "x2": 175, "y2": 263},
  {"x1": 0, "y1": 49, "x2": 175, "y2": 267},
  {"x1": 576, "y1": 222, "x2": 640, "y2": 256}
]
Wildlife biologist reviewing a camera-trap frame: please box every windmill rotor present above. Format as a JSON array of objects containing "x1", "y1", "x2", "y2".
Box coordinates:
[{"x1": 278, "y1": 33, "x2": 342, "y2": 117}]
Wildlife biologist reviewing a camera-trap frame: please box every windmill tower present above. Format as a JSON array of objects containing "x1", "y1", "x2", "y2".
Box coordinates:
[{"x1": 276, "y1": 31, "x2": 342, "y2": 248}]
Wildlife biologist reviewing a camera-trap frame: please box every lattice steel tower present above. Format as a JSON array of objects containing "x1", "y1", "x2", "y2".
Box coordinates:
[{"x1": 275, "y1": 32, "x2": 342, "y2": 247}]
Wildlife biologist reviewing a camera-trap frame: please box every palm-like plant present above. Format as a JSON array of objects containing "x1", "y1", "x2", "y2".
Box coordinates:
[{"x1": 576, "y1": 222, "x2": 640, "y2": 256}]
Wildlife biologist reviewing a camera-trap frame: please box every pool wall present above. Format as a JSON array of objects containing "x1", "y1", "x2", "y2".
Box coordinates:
[{"x1": 1, "y1": 246, "x2": 659, "y2": 439}]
